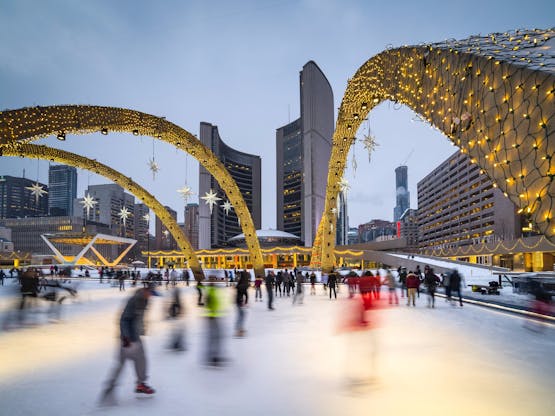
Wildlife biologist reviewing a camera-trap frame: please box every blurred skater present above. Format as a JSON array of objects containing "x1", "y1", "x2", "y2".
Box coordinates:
[
  {"x1": 265, "y1": 271, "x2": 275, "y2": 310},
  {"x1": 100, "y1": 283, "x2": 160, "y2": 404},
  {"x1": 204, "y1": 282, "x2": 226, "y2": 366},
  {"x1": 167, "y1": 286, "x2": 185, "y2": 351}
]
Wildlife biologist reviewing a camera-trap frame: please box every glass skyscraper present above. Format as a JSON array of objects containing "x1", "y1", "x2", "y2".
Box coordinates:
[
  {"x1": 394, "y1": 165, "x2": 410, "y2": 222},
  {"x1": 48, "y1": 164, "x2": 77, "y2": 217}
]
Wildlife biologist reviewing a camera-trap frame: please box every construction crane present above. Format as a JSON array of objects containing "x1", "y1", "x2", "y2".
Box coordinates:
[{"x1": 401, "y1": 148, "x2": 414, "y2": 166}]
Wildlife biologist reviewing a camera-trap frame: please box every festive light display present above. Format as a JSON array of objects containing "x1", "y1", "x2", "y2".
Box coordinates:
[
  {"x1": 0, "y1": 143, "x2": 204, "y2": 280},
  {"x1": 313, "y1": 29, "x2": 555, "y2": 271},
  {"x1": 0, "y1": 105, "x2": 264, "y2": 277}
]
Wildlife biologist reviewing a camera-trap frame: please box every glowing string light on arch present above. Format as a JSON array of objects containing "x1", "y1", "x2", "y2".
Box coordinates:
[{"x1": 311, "y1": 28, "x2": 555, "y2": 272}]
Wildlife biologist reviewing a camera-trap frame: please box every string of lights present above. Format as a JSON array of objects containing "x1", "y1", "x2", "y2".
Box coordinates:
[{"x1": 313, "y1": 28, "x2": 555, "y2": 272}]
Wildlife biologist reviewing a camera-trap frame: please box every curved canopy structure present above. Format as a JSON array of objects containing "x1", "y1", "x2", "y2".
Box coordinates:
[
  {"x1": 1, "y1": 143, "x2": 205, "y2": 280},
  {"x1": 313, "y1": 28, "x2": 555, "y2": 271},
  {"x1": 0, "y1": 105, "x2": 265, "y2": 276}
]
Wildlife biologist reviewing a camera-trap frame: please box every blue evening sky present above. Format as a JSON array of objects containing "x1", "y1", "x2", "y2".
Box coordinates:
[{"x1": 1, "y1": 0, "x2": 553, "y2": 229}]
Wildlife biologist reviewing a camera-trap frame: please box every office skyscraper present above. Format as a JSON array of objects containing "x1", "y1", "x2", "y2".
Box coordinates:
[
  {"x1": 199, "y1": 122, "x2": 261, "y2": 249},
  {"x1": 394, "y1": 165, "x2": 410, "y2": 222},
  {"x1": 276, "y1": 61, "x2": 334, "y2": 246},
  {"x1": 155, "y1": 206, "x2": 178, "y2": 251},
  {"x1": 184, "y1": 203, "x2": 199, "y2": 250},
  {"x1": 48, "y1": 164, "x2": 77, "y2": 217},
  {"x1": 0, "y1": 175, "x2": 48, "y2": 219}
]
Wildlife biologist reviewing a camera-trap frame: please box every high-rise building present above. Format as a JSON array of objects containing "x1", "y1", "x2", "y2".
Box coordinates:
[
  {"x1": 0, "y1": 175, "x2": 48, "y2": 219},
  {"x1": 184, "y1": 203, "x2": 199, "y2": 250},
  {"x1": 74, "y1": 183, "x2": 135, "y2": 238},
  {"x1": 48, "y1": 164, "x2": 77, "y2": 217},
  {"x1": 399, "y1": 208, "x2": 419, "y2": 249},
  {"x1": 417, "y1": 151, "x2": 520, "y2": 250},
  {"x1": 133, "y1": 203, "x2": 150, "y2": 259},
  {"x1": 393, "y1": 165, "x2": 410, "y2": 222},
  {"x1": 358, "y1": 219, "x2": 397, "y2": 243},
  {"x1": 199, "y1": 122, "x2": 261, "y2": 249},
  {"x1": 155, "y1": 206, "x2": 178, "y2": 251},
  {"x1": 336, "y1": 192, "x2": 348, "y2": 246},
  {"x1": 276, "y1": 61, "x2": 334, "y2": 246}
]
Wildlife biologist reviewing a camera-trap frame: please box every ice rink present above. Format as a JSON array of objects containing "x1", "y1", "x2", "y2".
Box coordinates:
[{"x1": 1, "y1": 282, "x2": 554, "y2": 416}]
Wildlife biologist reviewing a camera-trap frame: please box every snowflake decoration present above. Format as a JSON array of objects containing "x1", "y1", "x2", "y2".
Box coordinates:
[
  {"x1": 362, "y1": 133, "x2": 379, "y2": 162},
  {"x1": 201, "y1": 189, "x2": 221, "y2": 214},
  {"x1": 148, "y1": 157, "x2": 159, "y2": 180},
  {"x1": 80, "y1": 193, "x2": 97, "y2": 218},
  {"x1": 338, "y1": 177, "x2": 350, "y2": 194},
  {"x1": 177, "y1": 185, "x2": 194, "y2": 203},
  {"x1": 118, "y1": 207, "x2": 131, "y2": 227},
  {"x1": 221, "y1": 200, "x2": 232, "y2": 216},
  {"x1": 25, "y1": 182, "x2": 47, "y2": 205}
]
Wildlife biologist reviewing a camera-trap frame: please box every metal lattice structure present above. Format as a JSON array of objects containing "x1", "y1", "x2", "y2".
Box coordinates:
[
  {"x1": 313, "y1": 28, "x2": 555, "y2": 271},
  {"x1": 0, "y1": 105, "x2": 265, "y2": 277},
  {"x1": 1, "y1": 143, "x2": 204, "y2": 279}
]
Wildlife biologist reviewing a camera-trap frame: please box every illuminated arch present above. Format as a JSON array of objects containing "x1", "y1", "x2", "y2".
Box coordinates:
[
  {"x1": 0, "y1": 105, "x2": 264, "y2": 276},
  {"x1": 1, "y1": 143, "x2": 205, "y2": 280},
  {"x1": 313, "y1": 29, "x2": 555, "y2": 271}
]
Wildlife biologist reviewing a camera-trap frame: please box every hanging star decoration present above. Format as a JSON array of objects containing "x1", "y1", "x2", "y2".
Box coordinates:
[
  {"x1": 338, "y1": 177, "x2": 351, "y2": 194},
  {"x1": 80, "y1": 193, "x2": 97, "y2": 218},
  {"x1": 362, "y1": 133, "x2": 379, "y2": 162},
  {"x1": 148, "y1": 157, "x2": 159, "y2": 180},
  {"x1": 25, "y1": 182, "x2": 47, "y2": 205},
  {"x1": 201, "y1": 189, "x2": 221, "y2": 214},
  {"x1": 221, "y1": 200, "x2": 233, "y2": 216},
  {"x1": 142, "y1": 213, "x2": 150, "y2": 222},
  {"x1": 163, "y1": 230, "x2": 169, "y2": 238},
  {"x1": 118, "y1": 207, "x2": 131, "y2": 227},
  {"x1": 331, "y1": 207, "x2": 338, "y2": 217},
  {"x1": 177, "y1": 185, "x2": 194, "y2": 204}
]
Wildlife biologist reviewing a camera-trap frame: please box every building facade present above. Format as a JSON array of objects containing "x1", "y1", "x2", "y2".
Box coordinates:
[
  {"x1": 276, "y1": 61, "x2": 334, "y2": 246},
  {"x1": 74, "y1": 183, "x2": 135, "y2": 238},
  {"x1": 417, "y1": 151, "x2": 520, "y2": 250},
  {"x1": 393, "y1": 165, "x2": 410, "y2": 222},
  {"x1": 358, "y1": 219, "x2": 397, "y2": 243},
  {"x1": 184, "y1": 203, "x2": 199, "y2": 250},
  {"x1": 336, "y1": 191, "x2": 348, "y2": 245},
  {"x1": 48, "y1": 164, "x2": 77, "y2": 217},
  {"x1": 155, "y1": 206, "x2": 178, "y2": 251},
  {"x1": 0, "y1": 175, "x2": 48, "y2": 219},
  {"x1": 399, "y1": 208, "x2": 419, "y2": 249},
  {"x1": 199, "y1": 122, "x2": 261, "y2": 249},
  {"x1": 133, "y1": 203, "x2": 150, "y2": 259}
]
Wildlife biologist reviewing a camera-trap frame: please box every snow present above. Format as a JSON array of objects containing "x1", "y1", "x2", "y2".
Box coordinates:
[{"x1": 0, "y1": 282, "x2": 554, "y2": 415}]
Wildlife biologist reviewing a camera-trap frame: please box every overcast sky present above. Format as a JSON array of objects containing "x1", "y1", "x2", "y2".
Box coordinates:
[{"x1": 1, "y1": 0, "x2": 553, "y2": 230}]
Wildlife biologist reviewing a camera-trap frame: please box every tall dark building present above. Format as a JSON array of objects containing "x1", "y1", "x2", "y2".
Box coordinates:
[
  {"x1": 133, "y1": 203, "x2": 150, "y2": 259},
  {"x1": 184, "y1": 203, "x2": 199, "y2": 250},
  {"x1": 394, "y1": 165, "x2": 410, "y2": 221},
  {"x1": 199, "y1": 122, "x2": 261, "y2": 249},
  {"x1": 48, "y1": 164, "x2": 77, "y2": 217},
  {"x1": 336, "y1": 192, "x2": 348, "y2": 245},
  {"x1": 0, "y1": 175, "x2": 48, "y2": 219},
  {"x1": 155, "y1": 206, "x2": 178, "y2": 251},
  {"x1": 276, "y1": 61, "x2": 334, "y2": 246}
]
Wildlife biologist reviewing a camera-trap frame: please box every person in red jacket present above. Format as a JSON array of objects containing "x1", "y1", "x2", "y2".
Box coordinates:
[{"x1": 406, "y1": 271, "x2": 420, "y2": 307}]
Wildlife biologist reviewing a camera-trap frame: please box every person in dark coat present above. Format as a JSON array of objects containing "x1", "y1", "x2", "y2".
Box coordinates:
[
  {"x1": 328, "y1": 272, "x2": 338, "y2": 299},
  {"x1": 449, "y1": 269, "x2": 463, "y2": 307},
  {"x1": 423, "y1": 265, "x2": 440, "y2": 308},
  {"x1": 100, "y1": 284, "x2": 160, "y2": 402},
  {"x1": 265, "y1": 271, "x2": 275, "y2": 310}
]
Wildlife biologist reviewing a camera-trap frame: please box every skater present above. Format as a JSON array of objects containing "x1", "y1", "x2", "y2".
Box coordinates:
[
  {"x1": 293, "y1": 270, "x2": 304, "y2": 305},
  {"x1": 385, "y1": 269, "x2": 398, "y2": 305},
  {"x1": 310, "y1": 271, "x2": 316, "y2": 295},
  {"x1": 100, "y1": 283, "x2": 160, "y2": 403},
  {"x1": 406, "y1": 270, "x2": 419, "y2": 307},
  {"x1": 449, "y1": 269, "x2": 464, "y2": 307},
  {"x1": 265, "y1": 270, "x2": 275, "y2": 310},
  {"x1": 196, "y1": 280, "x2": 204, "y2": 306},
  {"x1": 235, "y1": 278, "x2": 248, "y2": 337},
  {"x1": 167, "y1": 286, "x2": 185, "y2": 351},
  {"x1": 204, "y1": 282, "x2": 226, "y2": 366},
  {"x1": 423, "y1": 266, "x2": 440, "y2": 308},
  {"x1": 254, "y1": 275, "x2": 263, "y2": 301},
  {"x1": 117, "y1": 271, "x2": 125, "y2": 292},
  {"x1": 398, "y1": 267, "x2": 407, "y2": 298},
  {"x1": 328, "y1": 271, "x2": 338, "y2": 299}
]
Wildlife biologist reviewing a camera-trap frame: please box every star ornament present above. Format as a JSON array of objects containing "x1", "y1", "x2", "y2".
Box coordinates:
[
  {"x1": 331, "y1": 207, "x2": 338, "y2": 217},
  {"x1": 118, "y1": 207, "x2": 131, "y2": 227},
  {"x1": 142, "y1": 213, "x2": 150, "y2": 222},
  {"x1": 25, "y1": 182, "x2": 47, "y2": 204},
  {"x1": 80, "y1": 193, "x2": 97, "y2": 218},
  {"x1": 148, "y1": 157, "x2": 159, "y2": 180},
  {"x1": 177, "y1": 185, "x2": 194, "y2": 203},
  {"x1": 338, "y1": 177, "x2": 351, "y2": 194},
  {"x1": 221, "y1": 200, "x2": 233, "y2": 216},
  {"x1": 201, "y1": 189, "x2": 221, "y2": 214},
  {"x1": 362, "y1": 133, "x2": 379, "y2": 162}
]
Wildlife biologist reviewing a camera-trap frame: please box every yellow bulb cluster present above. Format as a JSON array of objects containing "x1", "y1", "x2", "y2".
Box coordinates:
[
  {"x1": 0, "y1": 105, "x2": 265, "y2": 278},
  {"x1": 312, "y1": 28, "x2": 555, "y2": 272}
]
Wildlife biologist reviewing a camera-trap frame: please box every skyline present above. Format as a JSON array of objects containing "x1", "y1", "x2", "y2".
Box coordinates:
[{"x1": 1, "y1": 0, "x2": 553, "y2": 230}]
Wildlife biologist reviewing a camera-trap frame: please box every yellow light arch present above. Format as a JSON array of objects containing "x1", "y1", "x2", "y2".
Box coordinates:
[
  {"x1": 1, "y1": 143, "x2": 205, "y2": 280},
  {"x1": 0, "y1": 105, "x2": 264, "y2": 276},
  {"x1": 313, "y1": 29, "x2": 555, "y2": 271}
]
